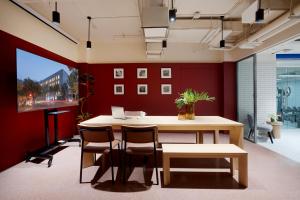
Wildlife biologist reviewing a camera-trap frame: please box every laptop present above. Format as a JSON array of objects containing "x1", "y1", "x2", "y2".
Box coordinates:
[{"x1": 111, "y1": 106, "x2": 126, "y2": 119}]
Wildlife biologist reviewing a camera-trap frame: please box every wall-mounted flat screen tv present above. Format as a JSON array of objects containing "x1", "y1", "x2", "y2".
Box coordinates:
[{"x1": 17, "y1": 49, "x2": 79, "y2": 112}]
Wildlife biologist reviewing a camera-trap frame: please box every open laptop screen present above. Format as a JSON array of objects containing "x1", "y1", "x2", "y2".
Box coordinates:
[{"x1": 111, "y1": 106, "x2": 126, "y2": 119}]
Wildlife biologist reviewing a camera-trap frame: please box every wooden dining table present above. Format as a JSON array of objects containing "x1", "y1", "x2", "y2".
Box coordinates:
[{"x1": 79, "y1": 115, "x2": 244, "y2": 168}]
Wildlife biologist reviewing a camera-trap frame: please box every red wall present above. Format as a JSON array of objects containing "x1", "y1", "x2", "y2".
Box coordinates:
[
  {"x1": 0, "y1": 30, "x2": 78, "y2": 172},
  {"x1": 80, "y1": 62, "x2": 236, "y2": 118}
]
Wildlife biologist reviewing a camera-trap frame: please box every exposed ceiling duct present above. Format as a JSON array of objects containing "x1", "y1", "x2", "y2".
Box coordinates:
[
  {"x1": 242, "y1": 0, "x2": 290, "y2": 24},
  {"x1": 141, "y1": 6, "x2": 169, "y2": 58},
  {"x1": 239, "y1": 1, "x2": 300, "y2": 49}
]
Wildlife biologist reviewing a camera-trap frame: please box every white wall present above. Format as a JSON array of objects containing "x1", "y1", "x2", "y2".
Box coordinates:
[
  {"x1": 0, "y1": 0, "x2": 79, "y2": 62},
  {"x1": 256, "y1": 53, "x2": 277, "y2": 124}
]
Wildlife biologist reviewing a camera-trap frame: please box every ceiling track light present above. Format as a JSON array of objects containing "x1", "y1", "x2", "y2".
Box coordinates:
[
  {"x1": 52, "y1": 1, "x2": 60, "y2": 24},
  {"x1": 86, "y1": 16, "x2": 92, "y2": 49},
  {"x1": 220, "y1": 16, "x2": 225, "y2": 48},
  {"x1": 162, "y1": 40, "x2": 167, "y2": 48},
  {"x1": 255, "y1": 0, "x2": 264, "y2": 22},
  {"x1": 169, "y1": 0, "x2": 177, "y2": 22}
]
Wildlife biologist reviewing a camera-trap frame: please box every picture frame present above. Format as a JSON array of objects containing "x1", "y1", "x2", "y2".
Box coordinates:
[
  {"x1": 161, "y1": 84, "x2": 172, "y2": 95},
  {"x1": 114, "y1": 84, "x2": 124, "y2": 95},
  {"x1": 161, "y1": 68, "x2": 171, "y2": 78},
  {"x1": 137, "y1": 84, "x2": 148, "y2": 95},
  {"x1": 114, "y1": 68, "x2": 124, "y2": 79},
  {"x1": 137, "y1": 68, "x2": 147, "y2": 79}
]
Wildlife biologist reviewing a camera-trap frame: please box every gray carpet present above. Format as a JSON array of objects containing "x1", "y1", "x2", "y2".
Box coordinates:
[{"x1": 1, "y1": 133, "x2": 300, "y2": 200}]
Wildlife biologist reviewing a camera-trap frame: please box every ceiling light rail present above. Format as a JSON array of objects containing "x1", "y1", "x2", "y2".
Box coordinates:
[
  {"x1": 91, "y1": 16, "x2": 139, "y2": 19},
  {"x1": 9, "y1": 0, "x2": 78, "y2": 44}
]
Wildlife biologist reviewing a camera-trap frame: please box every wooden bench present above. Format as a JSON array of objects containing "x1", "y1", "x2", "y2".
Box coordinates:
[{"x1": 162, "y1": 144, "x2": 248, "y2": 187}]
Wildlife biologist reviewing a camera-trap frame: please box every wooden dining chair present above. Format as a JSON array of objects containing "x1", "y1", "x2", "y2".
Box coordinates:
[
  {"x1": 121, "y1": 125, "x2": 159, "y2": 185},
  {"x1": 78, "y1": 125, "x2": 120, "y2": 184}
]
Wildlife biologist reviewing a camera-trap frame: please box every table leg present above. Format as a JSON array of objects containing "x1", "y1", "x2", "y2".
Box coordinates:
[
  {"x1": 163, "y1": 154, "x2": 170, "y2": 185},
  {"x1": 196, "y1": 131, "x2": 203, "y2": 144},
  {"x1": 229, "y1": 126, "x2": 244, "y2": 149},
  {"x1": 213, "y1": 130, "x2": 220, "y2": 144},
  {"x1": 238, "y1": 154, "x2": 248, "y2": 187}
]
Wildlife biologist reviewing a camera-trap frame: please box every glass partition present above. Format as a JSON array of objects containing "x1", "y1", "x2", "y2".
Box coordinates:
[
  {"x1": 237, "y1": 56, "x2": 256, "y2": 142},
  {"x1": 277, "y1": 64, "x2": 300, "y2": 128}
]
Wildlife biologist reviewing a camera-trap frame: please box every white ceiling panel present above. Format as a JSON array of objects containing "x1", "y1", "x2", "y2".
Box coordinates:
[
  {"x1": 175, "y1": 0, "x2": 241, "y2": 16},
  {"x1": 168, "y1": 29, "x2": 209, "y2": 43}
]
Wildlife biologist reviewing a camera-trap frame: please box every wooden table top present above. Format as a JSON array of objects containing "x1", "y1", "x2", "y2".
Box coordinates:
[{"x1": 80, "y1": 115, "x2": 243, "y2": 128}]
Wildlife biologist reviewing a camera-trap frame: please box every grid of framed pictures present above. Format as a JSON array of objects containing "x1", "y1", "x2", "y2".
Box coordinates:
[{"x1": 113, "y1": 67, "x2": 172, "y2": 95}]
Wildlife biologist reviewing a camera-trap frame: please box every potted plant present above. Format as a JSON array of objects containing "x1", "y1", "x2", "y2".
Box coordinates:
[
  {"x1": 269, "y1": 113, "x2": 280, "y2": 123},
  {"x1": 77, "y1": 73, "x2": 95, "y2": 123},
  {"x1": 175, "y1": 88, "x2": 215, "y2": 120},
  {"x1": 268, "y1": 113, "x2": 282, "y2": 139}
]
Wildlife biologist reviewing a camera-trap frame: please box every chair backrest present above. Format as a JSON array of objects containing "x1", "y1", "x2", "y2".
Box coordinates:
[
  {"x1": 78, "y1": 125, "x2": 114, "y2": 143},
  {"x1": 124, "y1": 111, "x2": 142, "y2": 116},
  {"x1": 121, "y1": 125, "x2": 157, "y2": 143},
  {"x1": 247, "y1": 114, "x2": 254, "y2": 129}
]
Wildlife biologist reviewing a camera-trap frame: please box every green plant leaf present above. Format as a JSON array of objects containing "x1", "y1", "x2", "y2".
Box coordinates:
[{"x1": 175, "y1": 88, "x2": 215, "y2": 108}]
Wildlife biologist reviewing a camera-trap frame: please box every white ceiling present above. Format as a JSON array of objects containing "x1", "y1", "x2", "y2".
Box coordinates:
[
  {"x1": 175, "y1": 0, "x2": 242, "y2": 17},
  {"x1": 263, "y1": 37, "x2": 300, "y2": 54},
  {"x1": 15, "y1": 0, "x2": 291, "y2": 51}
]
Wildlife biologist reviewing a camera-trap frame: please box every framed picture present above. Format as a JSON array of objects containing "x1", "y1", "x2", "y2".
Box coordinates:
[
  {"x1": 114, "y1": 84, "x2": 124, "y2": 95},
  {"x1": 161, "y1": 68, "x2": 171, "y2": 78},
  {"x1": 137, "y1": 84, "x2": 148, "y2": 95},
  {"x1": 114, "y1": 68, "x2": 124, "y2": 79},
  {"x1": 137, "y1": 68, "x2": 147, "y2": 79},
  {"x1": 161, "y1": 84, "x2": 172, "y2": 95}
]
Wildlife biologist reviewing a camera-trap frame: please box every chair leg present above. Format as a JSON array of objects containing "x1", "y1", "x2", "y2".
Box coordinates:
[
  {"x1": 247, "y1": 129, "x2": 253, "y2": 139},
  {"x1": 122, "y1": 151, "x2": 127, "y2": 184},
  {"x1": 79, "y1": 150, "x2": 83, "y2": 183},
  {"x1": 153, "y1": 149, "x2": 159, "y2": 185},
  {"x1": 117, "y1": 143, "x2": 121, "y2": 167},
  {"x1": 268, "y1": 132, "x2": 274, "y2": 144},
  {"x1": 109, "y1": 150, "x2": 115, "y2": 184},
  {"x1": 129, "y1": 155, "x2": 132, "y2": 171}
]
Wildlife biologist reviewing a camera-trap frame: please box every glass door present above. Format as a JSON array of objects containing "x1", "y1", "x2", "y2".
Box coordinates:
[
  {"x1": 237, "y1": 56, "x2": 256, "y2": 142},
  {"x1": 277, "y1": 65, "x2": 300, "y2": 129}
]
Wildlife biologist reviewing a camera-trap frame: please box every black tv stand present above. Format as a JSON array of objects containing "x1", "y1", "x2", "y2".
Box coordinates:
[{"x1": 25, "y1": 109, "x2": 70, "y2": 167}]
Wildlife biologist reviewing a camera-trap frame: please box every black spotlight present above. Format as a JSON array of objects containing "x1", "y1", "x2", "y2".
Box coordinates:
[
  {"x1": 169, "y1": 9, "x2": 177, "y2": 22},
  {"x1": 162, "y1": 40, "x2": 167, "y2": 48},
  {"x1": 86, "y1": 41, "x2": 92, "y2": 49},
  {"x1": 86, "y1": 16, "x2": 92, "y2": 49},
  {"x1": 255, "y1": 8, "x2": 264, "y2": 22},
  {"x1": 52, "y1": 2, "x2": 60, "y2": 24},
  {"x1": 220, "y1": 16, "x2": 225, "y2": 48},
  {"x1": 220, "y1": 40, "x2": 225, "y2": 48}
]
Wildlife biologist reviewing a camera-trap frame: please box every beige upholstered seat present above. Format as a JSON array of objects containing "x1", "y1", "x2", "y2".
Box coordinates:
[
  {"x1": 121, "y1": 125, "x2": 159, "y2": 185},
  {"x1": 78, "y1": 125, "x2": 120, "y2": 184}
]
